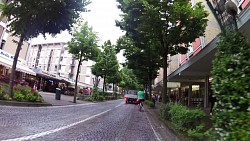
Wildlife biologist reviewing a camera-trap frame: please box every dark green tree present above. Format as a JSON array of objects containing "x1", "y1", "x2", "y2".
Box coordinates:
[
  {"x1": 211, "y1": 32, "x2": 250, "y2": 140},
  {"x1": 118, "y1": 66, "x2": 142, "y2": 94},
  {"x1": 68, "y1": 22, "x2": 100, "y2": 103},
  {"x1": 91, "y1": 40, "x2": 119, "y2": 95},
  {"x1": 116, "y1": 36, "x2": 161, "y2": 99},
  {"x1": 0, "y1": 0, "x2": 90, "y2": 97},
  {"x1": 116, "y1": 0, "x2": 208, "y2": 103}
]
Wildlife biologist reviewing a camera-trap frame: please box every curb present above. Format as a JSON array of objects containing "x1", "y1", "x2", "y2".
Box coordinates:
[{"x1": 0, "y1": 100, "x2": 52, "y2": 107}]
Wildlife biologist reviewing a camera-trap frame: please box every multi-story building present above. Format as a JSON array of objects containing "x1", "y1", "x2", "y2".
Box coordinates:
[
  {"x1": 154, "y1": 0, "x2": 250, "y2": 107},
  {"x1": 27, "y1": 41, "x2": 95, "y2": 87},
  {"x1": 0, "y1": 0, "x2": 35, "y2": 78}
]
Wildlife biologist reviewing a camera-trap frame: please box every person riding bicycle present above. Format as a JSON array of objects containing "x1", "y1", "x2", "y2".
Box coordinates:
[{"x1": 137, "y1": 90, "x2": 145, "y2": 106}]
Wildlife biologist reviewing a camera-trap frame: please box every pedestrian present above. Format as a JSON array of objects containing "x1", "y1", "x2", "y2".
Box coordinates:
[{"x1": 152, "y1": 95, "x2": 156, "y2": 107}]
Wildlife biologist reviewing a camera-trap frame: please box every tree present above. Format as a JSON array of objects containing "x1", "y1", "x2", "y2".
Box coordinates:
[
  {"x1": 211, "y1": 32, "x2": 250, "y2": 140},
  {"x1": 116, "y1": 0, "x2": 208, "y2": 103},
  {"x1": 68, "y1": 22, "x2": 100, "y2": 103},
  {"x1": 116, "y1": 35, "x2": 161, "y2": 99},
  {"x1": 0, "y1": 0, "x2": 90, "y2": 97},
  {"x1": 118, "y1": 66, "x2": 142, "y2": 94},
  {"x1": 91, "y1": 40, "x2": 119, "y2": 95}
]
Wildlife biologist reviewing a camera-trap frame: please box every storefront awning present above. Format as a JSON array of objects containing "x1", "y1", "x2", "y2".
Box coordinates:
[{"x1": 0, "y1": 56, "x2": 36, "y2": 75}]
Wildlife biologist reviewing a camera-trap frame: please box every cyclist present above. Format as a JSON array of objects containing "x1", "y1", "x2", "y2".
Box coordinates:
[{"x1": 137, "y1": 90, "x2": 145, "y2": 107}]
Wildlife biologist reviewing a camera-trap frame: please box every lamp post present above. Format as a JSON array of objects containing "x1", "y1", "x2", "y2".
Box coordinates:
[{"x1": 206, "y1": 0, "x2": 238, "y2": 33}]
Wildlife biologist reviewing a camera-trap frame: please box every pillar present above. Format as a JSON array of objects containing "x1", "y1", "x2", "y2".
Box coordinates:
[
  {"x1": 204, "y1": 76, "x2": 209, "y2": 108},
  {"x1": 188, "y1": 84, "x2": 192, "y2": 106}
]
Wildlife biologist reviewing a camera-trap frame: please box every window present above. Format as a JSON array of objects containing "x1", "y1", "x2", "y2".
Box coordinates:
[
  {"x1": 54, "y1": 65, "x2": 57, "y2": 71},
  {"x1": 0, "y1": 40, "x2": 6, "y2": 49}
]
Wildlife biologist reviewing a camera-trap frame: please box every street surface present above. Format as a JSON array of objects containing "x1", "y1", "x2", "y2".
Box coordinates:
[{"x1": 0, "y1": 100, "x2": 163, "y2": 141}]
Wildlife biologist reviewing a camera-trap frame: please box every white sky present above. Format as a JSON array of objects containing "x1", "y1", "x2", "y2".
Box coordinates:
[{"x1": 31, "y1": 0, "x2": 125, "y2": 63}]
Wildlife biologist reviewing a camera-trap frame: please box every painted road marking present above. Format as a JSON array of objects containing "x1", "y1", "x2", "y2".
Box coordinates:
[
  {"x1": 3, "y1": 109, "x2": 111, "y2": 141},
  {"x1": 145, "y1": 111, "x2": 162, "y2": 141}
]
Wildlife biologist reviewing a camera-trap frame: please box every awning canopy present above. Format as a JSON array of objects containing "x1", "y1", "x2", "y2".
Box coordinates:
[
  {"x1": 153, "y1": 80, "x2": 180, "y2": 91},
  {"x1": 0, "y1": 56, "x2": 36, "y2": 75}
]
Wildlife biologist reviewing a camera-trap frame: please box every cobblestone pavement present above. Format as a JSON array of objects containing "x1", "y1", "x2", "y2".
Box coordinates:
[{"x1": 0, "y1": 100, "x2": 169, "y2": 141}]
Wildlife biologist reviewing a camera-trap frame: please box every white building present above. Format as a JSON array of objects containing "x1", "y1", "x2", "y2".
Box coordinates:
[{"x1": 27, "y1": 41, "x2": 95, "y2": 87}]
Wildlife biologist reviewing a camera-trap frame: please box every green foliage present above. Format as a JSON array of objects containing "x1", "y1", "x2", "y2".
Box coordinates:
[
  {"x1": 3, "y1": 94, "x2": 12, "y2": 101},
  {"x1": 90, "y1": 87, "x2": 104, "y2": 101},
  {"x1": 0, "y1": 0, "x2": 90, "y2": 97},
  {"x1": 159, "y1": 102, "x2": 175, "y2": 120},
  {"x1": 169, "y1": 104, "x2": 205, "y2": 131},
  {"x1": 159, "y1": 103, "x2": 207, "y2": 140},
  {"x1": 116, "y1": 0, "x2": 208, "y2": 103},
  {"x1": 211, "y1": 32, "x2": 250, "y2": 140},
  {"x1": 68, "y1": 21, "x2": 100, "y2": 102},
  {"x1": 20, "y1": 88, "x2": 28, "y2": 95},
  {"x1": 14, "y1": 92, "x2": 25, "y2": 101},
  {"x1": 187, "y1": 125, "x2": 207, "y2": 140},
  {"x1": 0, "y1": 0, "x2": 90, "y2": 40},
  {"x1": 144, "y1": 100, "x2": 155, "y2": 108},
  {"x1": 0, "y1": 87, "x2": 3, "y2": 98},
  {"x1": 118, "y1": 67, "x2": 142, "y2": 90},
  {"x1": 84, "y1": 96, "x2": 93, "y2": 102},
  {"x1": 68, "y1": 22, "x2": 100, "y2": 61},
  {"x1": 26, "y1": 94, "x2": 37, "y2": 102}
]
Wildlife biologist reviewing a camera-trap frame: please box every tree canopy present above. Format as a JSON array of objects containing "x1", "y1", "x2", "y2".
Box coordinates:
[
  {"x1": 68, "y1": 21, "x2": 100, "y2": 103},
  {"x1": 0, "y1": 0, "x2": 90, "y2": 97},
  {"x1": 116, "y1": 0, "x2": 208, "y2": 103},
  {"x1": 91, "y1": 40, "x2": 120, "y2": 94}
]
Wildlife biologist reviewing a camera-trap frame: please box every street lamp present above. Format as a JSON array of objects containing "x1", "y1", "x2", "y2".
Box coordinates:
[{"x1": 206, "y1": 0, "x2": 238, "y2": 33}]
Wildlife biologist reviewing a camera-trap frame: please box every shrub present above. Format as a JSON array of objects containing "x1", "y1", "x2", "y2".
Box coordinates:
[
  {"x1": 3, "y1": 94, "x2": 12, "y2": 101},
  {"x1": 145, "y1": 100, "x2": 155, "y2": 108},
  {"x1": 14, "y1": 92, "x2": 25, "y2": 101},
  {"x1": 187, "y1": 124, "x2": 206, "y2": 140},
  {"x1": 211, "y1": 32, "x2": 250, "y2": 140},
  {"x1": 84, "y1": 96, "x2": 93, "y2": 101},
  {"x1": 26, "y1": 93, "x2": 37, "y2": 102},
  {"x1": 0, "y1": 87, "x2": 3, "y2": 99},
  {"x1": 169, "y1": 104, "x2": 205, "y2": 131},
  {"x1": 20, "y1": 88, "x2": 28, "y2": 95},
  {"x1": 159, "y1": 102, "x2": 175, "y2": 120}
]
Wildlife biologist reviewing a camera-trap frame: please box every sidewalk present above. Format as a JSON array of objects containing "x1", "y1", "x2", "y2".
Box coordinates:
[
  {"x1": 144, "y1": 102, "x2": 183, "y2": 141},
  {"x1": 39, "y1": 91, "x2": 91, "y2": 106}
]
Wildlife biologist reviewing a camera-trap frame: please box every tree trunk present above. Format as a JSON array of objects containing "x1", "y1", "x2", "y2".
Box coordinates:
[
  {"x1": 9, "y1": 34, "x2": 25, "y2": 97},
  {"x1": 73, "y1": 57, "x2": 82, "y2": 103},
  {"x1": 112, "y1": 83, "x2": 115, "y2": 95},
  {"x1": 162, "y1": 54, "x2": 168, "y2": 103},
  {"x1": 149, "y1": 69, "x2": 153, "y2": 100},
  {"x1": 102, "y1": 75, "x2": 106, "y2": 96}
]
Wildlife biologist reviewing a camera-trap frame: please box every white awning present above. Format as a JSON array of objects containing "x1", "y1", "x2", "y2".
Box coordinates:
[{"x1": 0, "y1": 57, "x2": 36, "y2": 75}]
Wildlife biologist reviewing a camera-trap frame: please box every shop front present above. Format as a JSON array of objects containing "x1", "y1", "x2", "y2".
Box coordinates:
[{"x1": 0, "y1": 49, "x2": 36, "y2": 86}]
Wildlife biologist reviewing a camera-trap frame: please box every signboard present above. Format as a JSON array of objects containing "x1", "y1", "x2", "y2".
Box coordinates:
[{"x1": 0, "y1": 49, "x2": 26, "y2": 66}]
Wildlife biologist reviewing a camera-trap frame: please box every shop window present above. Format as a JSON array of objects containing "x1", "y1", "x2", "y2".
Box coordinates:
[{"x1": 0, "y1": 40, "x2": 6, "y2": 49}]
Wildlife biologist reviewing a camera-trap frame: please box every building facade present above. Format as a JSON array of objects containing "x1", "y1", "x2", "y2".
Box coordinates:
[
  {"x1": 0, "y1": 0, "x2": 35, "y2": 79},
  {"x1": 27, "y1": 42, "x2": 95, "y2": 87},
  {"x1": 154, "y1": 0, "x2": 250, "y2": 107}
]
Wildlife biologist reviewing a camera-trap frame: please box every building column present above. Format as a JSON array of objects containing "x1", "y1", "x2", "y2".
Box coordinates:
[
  {"x1": 178, "y1": 87, "x2": 181, "y2": 103},
  {"x1": 204, "y1": 76, "x2": 209, "y2": 108},
  {"x1": 188, "y1": 84, "x2": 192, "y2": 106}
]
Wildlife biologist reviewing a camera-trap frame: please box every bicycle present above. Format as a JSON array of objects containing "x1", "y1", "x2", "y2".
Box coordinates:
[{"x1": 137, "y1": 99, "x2": 143, "y2": 112}]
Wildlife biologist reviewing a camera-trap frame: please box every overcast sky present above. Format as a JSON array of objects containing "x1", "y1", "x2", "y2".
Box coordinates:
[{"x1": 31, "y1": 0, "x2": 125, "y2": 63}]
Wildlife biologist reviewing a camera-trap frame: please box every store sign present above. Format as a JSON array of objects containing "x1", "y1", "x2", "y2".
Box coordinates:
[{"x1": 0, "y1": 49, "x2": 26, "y2": 66}]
